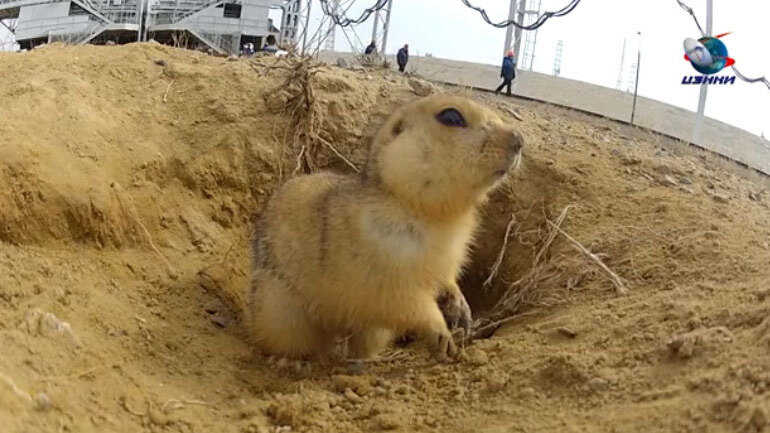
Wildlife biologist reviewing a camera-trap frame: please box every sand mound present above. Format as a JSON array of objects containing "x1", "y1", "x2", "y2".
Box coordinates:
[{"x1": 2, "y1": 43, "x2": 770, "y2": 433}]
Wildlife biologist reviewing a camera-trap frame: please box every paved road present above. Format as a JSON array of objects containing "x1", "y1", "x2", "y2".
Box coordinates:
[{"x1": 321, "y1": 51, "x2": 770, "y2": 175}]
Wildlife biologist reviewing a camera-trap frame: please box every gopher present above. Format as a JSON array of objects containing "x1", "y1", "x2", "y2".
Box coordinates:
[{"x1": 247, "y1": 94, "x2": 524, "y2": 361}]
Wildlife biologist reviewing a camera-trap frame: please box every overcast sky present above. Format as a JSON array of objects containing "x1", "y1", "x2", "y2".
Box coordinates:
[
  {"x1": 304, "y1": 0, "x2": 769, "y2": 137},
  {"x1": 3, "y1": 0, "x2": 767, "y2": 136}
]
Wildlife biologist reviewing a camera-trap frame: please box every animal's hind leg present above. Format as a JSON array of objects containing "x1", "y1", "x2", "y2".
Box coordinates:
[
  {"x1": 347, "y1": 328, "x2": 394, "y2": 359},
  {"x1": 247, "y1": 269, "x2": 332, "y2": 359}
]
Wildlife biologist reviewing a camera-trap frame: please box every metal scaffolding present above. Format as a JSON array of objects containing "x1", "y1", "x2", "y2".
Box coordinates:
[
  {"x1": 616, "y1": 34, "x2": 640, "y2": 93},
  {"x1": 517, "y1": 0, "x2": 541, "y2": 70},
  {"x1": 368, "y1": 0, "x2": 392, "y2": 55},
  {"x1": 309, "y1": 0, "x2": 392, "y2": 56},
  {"x1": 323, "y1": 0, "x2": 337, "y2": 51},
  {"x1": 552, "y1": 39, "x2": 563, "y2": 76},
  {"x1": 0, "y1": 0, "x2": 301, "y2": 55},
  {"x1": 0, "y1": 18, "x2": 17, "y2": 50}
]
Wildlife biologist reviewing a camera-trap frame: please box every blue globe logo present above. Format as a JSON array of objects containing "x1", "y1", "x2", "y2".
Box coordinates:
[
  {"x1": 684, "y1": 34, "x2": 735, "y2": 75},
  {"x1": 693, "y1": 37, "x2": 727, "y2": 74}
]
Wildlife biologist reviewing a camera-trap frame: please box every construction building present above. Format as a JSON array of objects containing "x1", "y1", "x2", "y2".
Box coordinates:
[{"x1": 0, "y1": 0, "x2": 301, "y2": 55}]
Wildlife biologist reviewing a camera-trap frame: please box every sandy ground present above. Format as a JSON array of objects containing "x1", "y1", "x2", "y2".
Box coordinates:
[
  {"x1": 320, "y1": 51, "x2": 770, "y2": 176},
  {"x1": 1, "y1": 43, "x2": 770, "y2": 433}
]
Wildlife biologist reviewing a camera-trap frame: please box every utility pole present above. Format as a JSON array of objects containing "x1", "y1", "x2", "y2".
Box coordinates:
[
  {"x1": 301, "y1": 0, "x2": 312, "y2": 54},
  {"x1": 143, "y1": 0, "x2": 151, "y2": 42},
  {"x1": 503, "y1": 0, "x2": 517, "y2": 54},
  {"x1": 519, "y1": 0, "x2": 542, "y2": 70},
  {"x1": 380, "y1": 0, "x2": 393, "y2": 56},
  {"x1": 630, "y1": 32, "x2": 641, "y2": 125},
  {"x1": 552, "y1": 39, "x2": 563, "y2": 76},
  {"x1": 503, "y1": 0, "x2": 538, "y2": 63},
  {"x1": 366, "y1": 0, "x2": 392, "y2": 57},
  {"x1": 512, "y1": 0, "x2": 524, "y2": 57},
  {"x1": 279, "y1": 3, "x2": 287, "y2": 46},
  {"x1": 136, "y1": 0, "x2": 143, "y2": 42},
  {"x1": 693, "y1": 0, "x2": 712, "y2": 142},
  {"x1": 370, "y1": 7, "x2": 379, "y2": 46},
  {"x1": 323, "y1": 0, "x2": 338, "y2": 52}
]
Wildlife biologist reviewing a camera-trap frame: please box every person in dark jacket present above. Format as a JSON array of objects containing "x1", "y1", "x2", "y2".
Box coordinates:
[
  {"x1": 397, "y1": 44, "x2": 409, "y2": 73},
  {"x1": 364, "y1": 40, "x2": 377, "y2": 55},
  {"x1": 495, "y1": 50, "x2": 517, "y2": 96},
  {"x1": 263, "y1": 35, "x2": 278, "y2": 54}
]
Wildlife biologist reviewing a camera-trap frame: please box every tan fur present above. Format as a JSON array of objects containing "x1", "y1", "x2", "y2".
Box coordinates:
[{"x1": 247, "y1": 94, "x2": 524, "y2": 360}]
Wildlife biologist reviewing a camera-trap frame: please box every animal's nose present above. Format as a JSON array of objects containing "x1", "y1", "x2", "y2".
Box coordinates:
[{"x1": 509, "y1": 130, "x2": 524, "y2": 154}]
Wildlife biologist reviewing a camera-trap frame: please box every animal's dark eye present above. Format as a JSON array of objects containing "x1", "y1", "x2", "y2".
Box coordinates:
[{"x1": 435, "y1": 108, "x2": 467, "y2": 128}]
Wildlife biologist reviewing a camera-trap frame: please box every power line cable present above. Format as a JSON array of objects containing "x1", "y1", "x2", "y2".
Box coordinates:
[
  {"x1": 675, "y1": 0, "x2": 770, "y2": 90},
  {"x1": 318, "y1": 0, "x2": 388, "y2": 27},
  {"x1": 732, "y1": 65, "x2": 770, "y2": 91},
  {"x1": 460, "y1": 0, "x2": 581, "y2": 30},
  {"x1": 311, "y1": 0, "x2": 359, "y2": 54},
  {"x1": 675, "y1": 0, "x2": 705, "y2": 36}
]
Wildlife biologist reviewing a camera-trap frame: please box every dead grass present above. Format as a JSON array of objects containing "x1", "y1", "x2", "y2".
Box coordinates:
[{"x1": 472, "y1": 205, "x2": 627, "y2": 339}]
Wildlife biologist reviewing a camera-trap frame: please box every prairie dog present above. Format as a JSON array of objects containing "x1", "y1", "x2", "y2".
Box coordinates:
[{"x1": 247, "y1": 94, "x2": 524, "y2": 361}]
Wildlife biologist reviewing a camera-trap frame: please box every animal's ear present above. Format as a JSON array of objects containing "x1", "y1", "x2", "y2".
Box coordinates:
[{"x1": 435, "y1": 108, "x2": 467, "y2": 128}]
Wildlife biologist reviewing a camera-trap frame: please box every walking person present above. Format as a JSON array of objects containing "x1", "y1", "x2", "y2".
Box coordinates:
[
  {"x1": 397, "y1": 44, "x2": 409, "y2": 73},
  {"x1": 495, "y1": 50, "x2": 517, "y2": 96},
  {"x1": 364, "y1": 40, "x2": 377, "y2": 55}
]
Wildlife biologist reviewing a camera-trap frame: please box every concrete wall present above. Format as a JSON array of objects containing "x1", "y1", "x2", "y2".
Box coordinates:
[
  {"x1": 240, "y1": 0, "x2": 269, "y2": 36},
  {"x1": 184, "y1": 2, "x2": 269, "y2": 36},
  {"x1": 15, "y1": 2, "x2": 92, "y2": 40},
  {"x1": 321, "y1": 51, "x2": 770, "y2": 175},
  {"x1": 150, "y1": 0, "x2": 270, "y2": 38}
]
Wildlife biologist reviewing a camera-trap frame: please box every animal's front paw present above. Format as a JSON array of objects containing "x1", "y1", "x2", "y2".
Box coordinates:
[
  {"x1": 437, "y1": 286, "x2": 472, "y2": 336},
  {"x1": 430, "y1": 329, "x2": 458, "y2": 363}
]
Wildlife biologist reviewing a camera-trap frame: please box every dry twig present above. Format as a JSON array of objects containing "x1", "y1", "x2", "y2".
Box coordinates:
[
  {"x1": 490, "y1": 205, "x2": 572, "y2": 313},
  {"x1": 318, "y1": 136, "x2": 359, "y2": 173},
  {"x1": 293, "y1": 145, "x2": 306, "y2": 176},
  {"x1": 161, "y1": 399, "x2": 212, "y2": 413},
  {"x1": 471, "y1": 310, "x2": 541, "y2": 340},
  {"x1": 346, "y1": 350, "x2": 410, "y2": 364},
  {"x1": 471, "y1": 205, "x2": 572, "y2": 340},
  {"x1": 163, "y1": 80, "x2": 174, "y2": 103},
  {"x1": 470, "y1": 204, "x2": 627, "y2": 341},
  {"x1": 113, "y1": 187, "x2": 178, "y2": 279},
  {"x1": 482, "y1": 213, "x2": 517, "y2": 289},
  {"x1": 547, "y1": 220, "x2": 629, "y2": 296},
  {"x1": 0, "y1": 373, "x2": 32, "y2": 402}
]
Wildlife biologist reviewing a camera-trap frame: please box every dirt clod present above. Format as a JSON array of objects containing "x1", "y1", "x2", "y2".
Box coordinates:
[
  {"x1": 373, "y1": 413, "x2": 402, "y2": 430},
  {"x1": 408, "y1": 78, "x2": 434, "y2": 96},
  {"x1": 465, "y1": 347, "x2": 489, "y2": 366}
]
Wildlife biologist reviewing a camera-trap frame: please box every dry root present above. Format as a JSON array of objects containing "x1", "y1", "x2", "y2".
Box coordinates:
[
  {"x1": 482, "y1": 213, "x2": 518, "y2": 289},
  {"x1": 251, "y1": 56, "x2": 358, "y2": 176},
  {"x1": 162, "y1": 80, "x2": 174, "y2": 103},
  {"x1": 547, "y1": 220, "x2": 629, "y2": 296},
  {"x1": 472, "y1": 205, "x2": 627, "y2": 340},
  {"x1": 0, "y1": 372, "x2": 32, "y2": 402}
]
